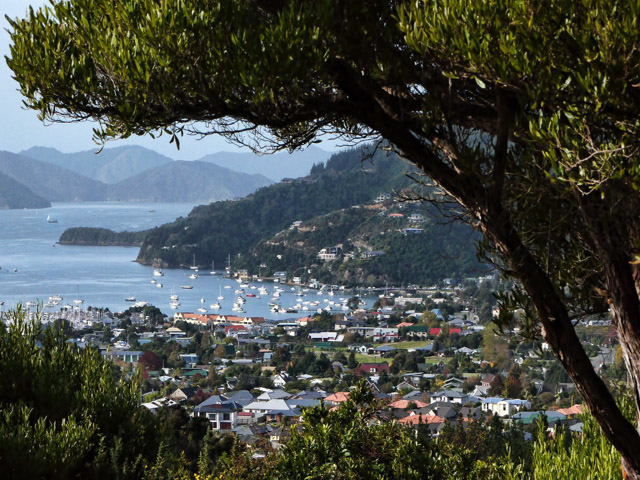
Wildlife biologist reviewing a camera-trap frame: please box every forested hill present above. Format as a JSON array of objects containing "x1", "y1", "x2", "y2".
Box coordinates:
[
  {"x1": 235, "y1": 202, "x2": 484, "y2": 287},
  {"x1": 136, "y1": 146, "x2": 417, "y2": 268}
]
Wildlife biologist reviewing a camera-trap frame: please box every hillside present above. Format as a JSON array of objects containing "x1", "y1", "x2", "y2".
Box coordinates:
[
  {"x1": 0, "y1": 171, "x2": 50, "y2": 209},
  {"x1": 199, "y1": 145, "x2": 330, "y2": 181},
  {"x1": 20, "y1": 145, "x2": 173, "y2": 184},
  {"x1": 59, "y1": 227, "x2": 146, "y2": 246},
  {"x1": 235, "y1": 202, "x2": 484, "y2": 286},
  {"x1": 0, "y1": 151, "x2": 107, "y2": 201},
  {"x1": 135, "y1": 146, "x2": 420, "y2": 268},
  {"x1": 106, "y1": 161, "x2": 273, "y2": 202}
]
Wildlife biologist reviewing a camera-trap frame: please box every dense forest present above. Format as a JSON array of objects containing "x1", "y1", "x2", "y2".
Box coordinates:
[
  {"x1": 234, "y1": 202, "x2": 484, "y2": 286},
  {"x1": 59, "y1": 227, "x2": 147, "y2": 246},
  {"x1": 135, "y1": 146, "x2": 417, "y2": 268}
]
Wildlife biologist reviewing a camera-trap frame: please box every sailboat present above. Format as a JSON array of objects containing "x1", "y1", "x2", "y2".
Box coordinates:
[
  {"x1": 190, "y1": 253, "x2": 198, "y2": 270},
  {"x1": 73, "y1": 285, "x2": 84, "y2": 305},
  {"x1": 210, "y1": 261, "x2": 216, "y2": 275},
  {"x1": 46, "y1": 215, "x2": 58, "y2": 224},
  {"x1": 217, "y1": 286, "x2": 224, "y2": 301},
  {"x1": 225, "y1": 254, "x2": 231, "y2": 275}
]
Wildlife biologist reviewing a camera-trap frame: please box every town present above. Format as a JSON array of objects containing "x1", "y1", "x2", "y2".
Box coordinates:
[{"x1": 35, "y1": 273, "x2": 616, "y2": 456}]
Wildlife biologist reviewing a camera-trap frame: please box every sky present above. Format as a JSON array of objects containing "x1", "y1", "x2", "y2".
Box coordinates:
[{"x1": 0, "y1": 1, "x2": 336, "y2": 159}]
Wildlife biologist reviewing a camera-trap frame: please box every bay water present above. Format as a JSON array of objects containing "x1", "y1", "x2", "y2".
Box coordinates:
[{"x1": 0, "y1": 202, "x2": 366, "y2": 319}]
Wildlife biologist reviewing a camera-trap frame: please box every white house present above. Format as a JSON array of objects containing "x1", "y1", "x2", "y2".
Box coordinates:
[{"x1": 481, "y1": 397, "x2": 532, "y2": 417}]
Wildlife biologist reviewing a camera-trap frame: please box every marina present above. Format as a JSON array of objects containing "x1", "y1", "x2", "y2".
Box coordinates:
[{"x1": 0, "y1": 202, "x2": 375, "y2": 319}]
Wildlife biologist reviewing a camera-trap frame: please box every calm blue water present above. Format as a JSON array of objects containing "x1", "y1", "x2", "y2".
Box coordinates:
[{"x1": 0, "y1": 203, "x2": 367, "y2": 318}]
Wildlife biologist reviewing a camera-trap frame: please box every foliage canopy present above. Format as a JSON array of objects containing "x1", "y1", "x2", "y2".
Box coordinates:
[{"x1": 9, "y1": 0, "x2": 640, "y2": 476}]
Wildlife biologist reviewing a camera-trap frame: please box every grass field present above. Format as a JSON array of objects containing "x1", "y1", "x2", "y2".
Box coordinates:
[{"x1": 354, "y1": 353, "x2": 389, "y2": 364}]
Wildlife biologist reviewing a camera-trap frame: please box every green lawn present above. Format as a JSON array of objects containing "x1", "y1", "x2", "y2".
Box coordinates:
[{"x1": 354, "y1": 353, "x2": 389, "y2": 364}]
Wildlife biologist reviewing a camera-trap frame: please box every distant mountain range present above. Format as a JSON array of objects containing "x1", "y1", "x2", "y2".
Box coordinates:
[
  {"x1": 0, "y1": 144, "x2": 330, "y2": 208},
  {"x1": 0, "y1": 151, "x2": 107, "y2": 202},
  {"x1": 110, "y1": 160, "x2": 272, "y2": 202},
  {"x1": 198, "y1": 145, "x2": 330, "y2": 181},
  {"x1": 0, "y1": 171, "x2": 50, "y2": 209},
  {"x1": 0, "y1": 149, "x2": 274, "y2": 205},
  {"x1": 19, "y1": 144, "x2": 331, "y2": 184},
  {"x1": 20, "y1": 145, "x2": 174, "y2": 184}
]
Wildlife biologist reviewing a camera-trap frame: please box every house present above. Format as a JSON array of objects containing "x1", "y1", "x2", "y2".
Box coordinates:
[
  {"x1": 192, "y1": 395, "x2": 243, "y2": 431},
  {"x1": 387, "y1": 399, "x2": 429, "y2": 409},
  {"x1": 481, "y1": 397, "x2": 532, "y2": 417},
  {"x1": 374, "y1": 345, "x2": 396, "y2": 355},
  {"x1": 179, "y1": 353, "x2": 199, "y2": 367},
  {"x1": 257, "y1": 389, "x2": 291, "y2": 401},
  {"x1": 317, "y1": 246, "x2": 342, "y2": 261},
  {"x1": 308, "y1": 331, "x2": 340, "y2": 341},
  {"x1": 511, "y1": 410, "x2": 567, "y2": 427},
  {"x1": 360, "y1": 250, "x2": 386, "y2": 259},
  {"x1": 398, "y1": 413, "x2": 446, "y2": 427},
  {"x1": 409, "y1": 213, "x2": 425, "y2": 223},
  {"x1": 456, "y1": 347, "x2": 475, "y2": 356},
  {"x1": 356, "y1": 362, "x2": 390, "y2": 376},
  {"x1": 429, "y1": 390, "x2": 467, "y2": 404},
  {"x1": 226, "y1": 390, "x2": 255, "y2": 407},
  {"x1": 471, "y1": 385, "x2": 490, "y2": 397},
  {"x1": 168, "y1": 386, "x2": 201, "y2": 403},
  {"x1": 556, "y1": 404, "x2": 583, "y2": 418},
  {"x1": 442, "y1": 377, "x2": 465, "y2": 389},
  {"x1": 324, "y1": 391, "x2": 350, "y2": 405},
  {"x1": 481, "y1": 374, "x2": 497, "y2": 388},
  {"x1": 242, "y1": 399, "x2": 301, "y2": 422},
  {"x1": 109, "y1": 350, "x2": 143, "y2": 363},
  {"x1": 272, "y1": 373, "x2": 290, "y2": 388},
  {"x1": 406, "y1": 325, "x2": 429, "y2": 339},
  {"x1": 347, "y1": 343, "x2": 373, "y2": 354},
  {"x1": 401, "y1": 228, "x2": 423, "y2": 235}
]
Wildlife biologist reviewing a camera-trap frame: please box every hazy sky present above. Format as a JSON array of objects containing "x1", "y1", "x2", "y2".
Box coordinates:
[{"x1": 1, "y1": 1, "x2": 335, "y2": 159}]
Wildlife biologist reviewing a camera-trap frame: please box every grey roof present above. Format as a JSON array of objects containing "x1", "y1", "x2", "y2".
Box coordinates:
[
  {"x1": 226, "y1": 390, "x2": 255, "y2": 407},
  {"x1": 292, "y1": 390, "x2": 327, "y2": 400},
  {"x1": 286, "y1": 398, "x2": 321, "y2": 409},
  {"x1": 402, "y1": 390, "x2": 424, "y2": 401},
  {"x1": 257, "y1": 389, "x2": 290, "y2": 400}
]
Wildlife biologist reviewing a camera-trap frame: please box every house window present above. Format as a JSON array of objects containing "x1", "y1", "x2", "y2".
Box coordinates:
[{"x1": 223, "y1": 413, "x2": 231, "y2": 421}]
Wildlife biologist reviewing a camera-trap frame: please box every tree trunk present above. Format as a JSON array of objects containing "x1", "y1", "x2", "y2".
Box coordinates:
[
  {"x1": 483, "y1": 204, "x2": 640, "y2": 478},
  {"x1": 574, "y1": 189, "x2": 640, "y2": 478}
]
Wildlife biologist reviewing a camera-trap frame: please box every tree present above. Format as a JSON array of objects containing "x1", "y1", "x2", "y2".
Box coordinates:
[
  {"x1": 214, "y1": 344, "x2": 227, "y2": 359},
  {"x1": 138, "y1": 350, "x2": 162, "y2": 371},
  {"x1": 0, "y1": 308, "x2": 152, "y2": 479},
  {"x1": 9, "y1": 1, "x2": 640, "y2": 475},
  {"x1": 488, "y1": 375, "x2": 505, "y2": 398}
]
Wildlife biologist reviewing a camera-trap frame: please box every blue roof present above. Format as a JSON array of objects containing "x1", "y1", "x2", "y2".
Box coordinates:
[{"x1": 482, "y1": 397, "x2": 505, "y2": 404}]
